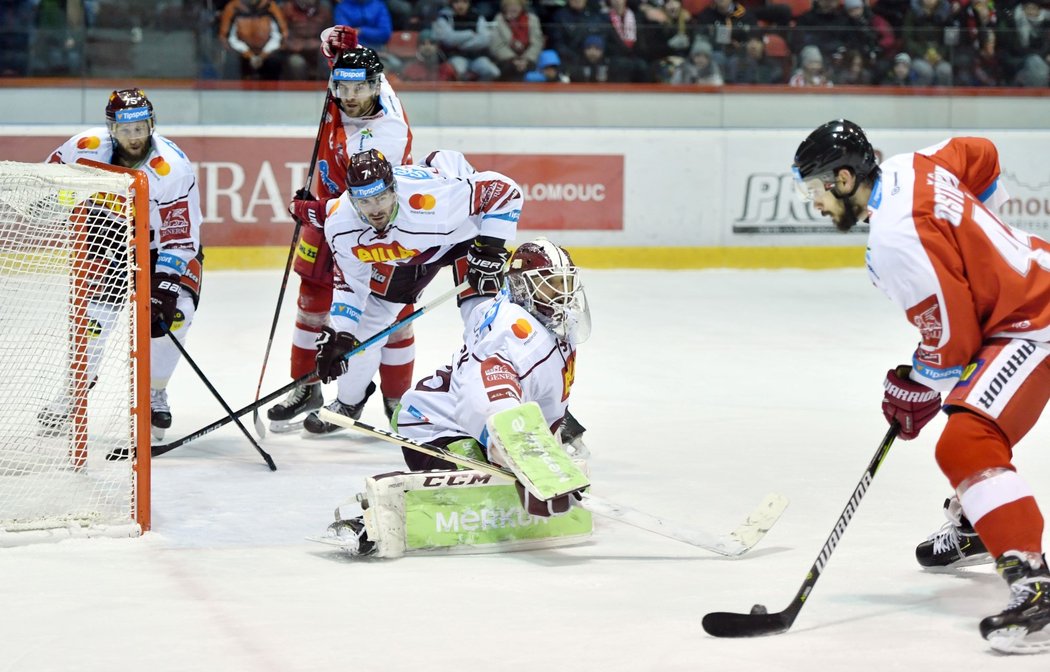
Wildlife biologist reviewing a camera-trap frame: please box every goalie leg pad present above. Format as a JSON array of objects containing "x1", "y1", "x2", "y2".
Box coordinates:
[{"x1": 355, "y1": 469, "x2": 592, "y2": 558}]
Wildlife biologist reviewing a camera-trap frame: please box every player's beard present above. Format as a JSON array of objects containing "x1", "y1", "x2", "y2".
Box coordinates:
[{"x1": 833, "y1": 195, "x2": 864, "y2": 233}]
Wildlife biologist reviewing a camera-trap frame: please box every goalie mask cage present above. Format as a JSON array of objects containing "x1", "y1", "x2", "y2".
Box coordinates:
[{"x1": 0, "y1": 160, "x2": 150, "y2": 544}]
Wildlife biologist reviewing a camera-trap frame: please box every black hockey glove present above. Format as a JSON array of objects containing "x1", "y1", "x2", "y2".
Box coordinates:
[
  {"x1": 315, "y1": 326, "x2": 362, "y2": 384},
  {"x1": 150, "y1": 273, "x2": 181, "y2": 338},
  {"x1": 466, "y1": 236, "x2": 509, "y2": 295}
]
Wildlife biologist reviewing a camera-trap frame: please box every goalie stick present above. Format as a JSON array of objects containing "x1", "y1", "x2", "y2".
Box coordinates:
[
  {"x1": 318, "y1": 409, "x2": 789, "y2": 556},
  {"x1": 127, "y1": 282, "x2": 467, "y2": 459},
  {"x1": 701, "y1": 424, "x2": 900, "y2": 637}
]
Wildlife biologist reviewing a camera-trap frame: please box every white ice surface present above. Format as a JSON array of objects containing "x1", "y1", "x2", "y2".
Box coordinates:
[{"x1": 2, "y1": 267, "x2": 1049, "y2": 671}]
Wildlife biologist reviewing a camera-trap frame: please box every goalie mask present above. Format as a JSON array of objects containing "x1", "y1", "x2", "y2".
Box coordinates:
[
  {"x1": 105, "y1": 88, "x2": 154, "y2": 163},
  {"x1": 506, "y1": 238, "x2": 591, "y2": 343},
  {"x1": 346, "y1": 149, "x2": 398, "y2": 231},
  {"x1": 329, "y1": 47, "x2": 384, "y2": 118}
]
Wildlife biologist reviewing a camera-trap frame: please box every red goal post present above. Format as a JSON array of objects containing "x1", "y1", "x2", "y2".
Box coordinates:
[{"x1": 0, "y1": 159, "x2": 151, "y2": 543}]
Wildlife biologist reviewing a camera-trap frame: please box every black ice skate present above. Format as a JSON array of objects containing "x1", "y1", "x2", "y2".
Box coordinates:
[
  {"x1": 915, "y1": 497, "x2": 991, "y2": 569},
  {"x1": 980, "y1": 551, "x2": 1050, "y2": 654},
  {"x1": 36, "y1": 406, "x2": 70, "y2": 437},
  {"x1": 558, "y1": 408, "x2": 590, "y2": 460},
  {"x1": 266, "y1": 382, "x2": 323, "y2": 433},
  {"x1": 382, "y1": 396, "x2": 400, "y2": 424},
  {"x1": 303, "y1": 381, "x2": 376, "y2": 435},
  {"x1": 150, "y1": 388, "x2": 172, "y2": 441},
  {"x1": 324, "y1": 516, "x2": 376, "y2": 557}
]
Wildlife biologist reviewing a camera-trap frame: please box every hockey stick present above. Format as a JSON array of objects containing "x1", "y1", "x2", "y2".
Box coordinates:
[
  {"x1": 147, "y1": 282, "x2": 468, "y2": 458},
  {"x1": 250, "y1": 90, "x2": 333, "y2": 439},
  {"x1": 319, "y1": 410, "x2": 789, "y2": 556},
  {"x1": 701, "y1": 423, "x2": 900, "y2": 637},
  {"x1": 160, "y1": 326, "x2": 277, "y2": 471}
]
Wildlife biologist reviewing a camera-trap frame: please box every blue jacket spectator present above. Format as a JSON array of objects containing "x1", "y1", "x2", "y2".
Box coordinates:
[{"x1": 334, "y1": 0, "x2": 392, "y2": 49}]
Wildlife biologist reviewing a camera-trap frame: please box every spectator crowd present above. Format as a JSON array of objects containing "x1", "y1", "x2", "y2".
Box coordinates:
[{"x1": 2, "y1": 0, "x2": 1050, "y2": 86}]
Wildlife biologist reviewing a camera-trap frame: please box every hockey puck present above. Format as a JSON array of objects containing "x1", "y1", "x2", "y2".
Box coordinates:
[{"x1": 750, "y1": 604, "x2": 768, "y2": 615}]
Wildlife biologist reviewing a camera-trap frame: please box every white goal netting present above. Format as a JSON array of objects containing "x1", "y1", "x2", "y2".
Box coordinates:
[{"x1": 0, "y1": 161, "x2": 149, "y2": 542}]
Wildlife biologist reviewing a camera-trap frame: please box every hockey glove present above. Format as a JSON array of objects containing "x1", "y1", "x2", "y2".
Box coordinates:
[
  {"x1": 315, "y1": 326, "x2": 361, "y2": 384},
  {"x1": 466, "y1": 236, "x2": 509, "y2": 295},
  {"x1": 320, "y1": 25, "x2": 359, "y2": 62},
  {"x1": 150, "y1": 273, "x2": 181, "y2": 338},
  {"x1": 882, "y1": 365, "x2": 941, "y2": 440},
  {"x1": 514, "y1": 481, "x2": 583, "y2": 518},
  {"x1": 290, "y1": 198, "x2": 328, "y2": 231}
]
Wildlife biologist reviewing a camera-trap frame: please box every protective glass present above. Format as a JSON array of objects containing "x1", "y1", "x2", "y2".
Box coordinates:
[
  {"x1": 330, "y1": 79, "x2": 379, "y2": 100},
  {"x1": 792, "y1": 165, "x2": 833, "y2": 203},
  {"x1": 107, "y1": 120, "x2": 152, "y2": 142}
]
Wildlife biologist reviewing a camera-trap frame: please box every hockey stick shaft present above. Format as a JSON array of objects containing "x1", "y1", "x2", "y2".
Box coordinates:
[
  {"x1": 151, "y1": 282, "x2": 467, "y2": 457},
  {"x1": 163, "y1": 327, "x2": 277, "y2": 471},
  {"x1": 320, "y1": 410, "x2": 788, "y2": 556},
  {"x1": 701, "y1": 423, "x2": 900, "y2": 637},
  {"x1": 251, "y1": 90, "x2": 333, "y2": 437}
]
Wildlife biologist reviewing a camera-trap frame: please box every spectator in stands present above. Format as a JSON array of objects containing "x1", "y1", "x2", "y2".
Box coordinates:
[
  {"x1": 604, "y1": 0, "x2": 654, "y2": 80},
  {"x1": 880, "y1": 50, "x2": 918, "y2": 84},
  {"x1": 901, "y1": 0, "x2": 954, "y2": 85},
  {"x1": 842, "y1": 0, "x2": 883, "y2": 65},
  {"x1": 789, "y1": 43, "x2": 833, "y2": 86},
  {"x1": 524, "y1": 48, "x2": 571, "y2": 81},
  {"x1": 400, "y1": 27, "x2": 459, "y2": 80},
  {"x1": 952, "y1": 0, "x2": 997, "y2": 85},
  {"x1": 794, "y1": 0, "x2": 852, "y2": 56},
  {"x1": 1000, "y1": 0, "x2": 1050, "y2": 87},
  {"x1": 30, "y1": 0, "x2": 87, "y2": 77},
  {"x1": 0, "y1": 0, "x2": 35, "y2": 77},
  {"x1": 970, "y1": 28, "x2": 1003, "y2": 85},
  {"x1": 567, "y1": 33, "x2": 613, "y2": 82},
  {"x1": 548, "y1": 0, "x2": 608, "y2": 68},
  {"x1": 333, "y1": 0, "x2": 399, "y2": 69},
  {"x1": 642, "y1": 0, "x2": 693, "y2": 62},
  {"x1": 692, "y1": 0, "x2": 758, "y2": 66},
  {"x1": 831, "y1": 47, "x2": 874, "y2": 84},
  {"x1": 668, "y1": 36, "x2": 724, "y2": 84},
  {"x1": 727, "y1": 33, "x2": 785, "y2": 84},
  {"x1": 489, "y1": 0, "x2": 543, "y2": 80},
  {"x1": 281, "y1": 0, "x2": 333, "y2": 79},
  {"x1": 219, "y1": 0, "x2": 289, "y2": 80},
  {"x1": 432, "y1": 0, "x2": 501, "y2": 80}
]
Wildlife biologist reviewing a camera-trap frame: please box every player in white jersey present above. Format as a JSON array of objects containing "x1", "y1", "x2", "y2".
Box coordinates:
[
  {"x1": 793, "y1": 120, "x2": 1050, "y2": 653},
  {"x1": 44, "y1": 88, "x2": 204, "y2": 440},
  {"x1": 326, "y1": 238, "x2": 592, "y2": 555},
  {"x1": 267, "y1": 27, "x2": 419, "y2": 433},
  {"x1": 298, "y1": 147, "x2": 521, "y2": 434}
]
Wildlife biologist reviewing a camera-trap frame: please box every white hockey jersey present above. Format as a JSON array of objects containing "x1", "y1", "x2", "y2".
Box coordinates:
[
  {"x1": 323, "y1": 151, "x2": 522, "y2": 333},
  {"x1": 396, "y1": 289, "x2": 577, "y2": 446},
  {"x1": 48, "y1": 129, "x2": 202, "y2": 278},
  {"x1": 865, "y1": 137, "x2": 1050, "y2": 391}
]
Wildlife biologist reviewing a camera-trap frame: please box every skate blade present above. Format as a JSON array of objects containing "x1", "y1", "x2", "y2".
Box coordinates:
[
  {"x1": 986, "y1": 627, "x2": 1050, "y2": 654},
  {"x1": 921, "y1": 553, "x2": 994, "y2": 573},
  {"x1": 269, "y1": 419, "x2": 307, "y2": 434}
]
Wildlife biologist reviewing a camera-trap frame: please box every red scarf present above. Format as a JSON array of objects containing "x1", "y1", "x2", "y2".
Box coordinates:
[
  {"x1": 509, "y1": 13, "x2": 531, "y2": 52},
  {"x1": 609, "y1": 9, "x2": 637, "y2": 48}
]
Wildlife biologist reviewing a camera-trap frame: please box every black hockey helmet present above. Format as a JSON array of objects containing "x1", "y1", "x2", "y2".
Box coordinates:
[
  {"x1": 507, "y1": 238, "x2": 590, "y2": 343},
  {"x1": 792, "y1": 119, "x2": 877, "y2": 200},
  {"x1": 346, "y1": 149, "x2": 395, "y2": 199},
  {"x1": 329, "y1": 47, "x2": 384, "y2": 92}
]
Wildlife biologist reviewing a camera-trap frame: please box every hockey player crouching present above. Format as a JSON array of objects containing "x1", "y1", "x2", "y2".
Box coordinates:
[{"x1": 319, "y1": 238, "x2": 593, "y2": 557}]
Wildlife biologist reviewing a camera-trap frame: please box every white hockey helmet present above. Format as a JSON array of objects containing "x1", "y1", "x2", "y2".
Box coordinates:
[{"x1": 506, "y1": 238, "x2": 590, "y2": 343}]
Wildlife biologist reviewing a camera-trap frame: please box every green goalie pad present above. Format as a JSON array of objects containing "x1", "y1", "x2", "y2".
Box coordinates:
[
  {"x1": 355, "y1": 469, "x2": 592, "y2": 557},
  {"x1": 486, "y1": 402, "x2": 591, "y2": 501}
]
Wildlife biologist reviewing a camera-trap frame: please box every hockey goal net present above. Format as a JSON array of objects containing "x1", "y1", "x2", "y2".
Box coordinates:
[{"x1": 0, "y1": 160, "x2": 150, "y2": 543}]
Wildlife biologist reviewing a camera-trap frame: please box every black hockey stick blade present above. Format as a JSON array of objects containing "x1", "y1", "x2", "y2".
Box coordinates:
[{"x1": 701, "y1": 603, "x2": 800, "y2": 638}]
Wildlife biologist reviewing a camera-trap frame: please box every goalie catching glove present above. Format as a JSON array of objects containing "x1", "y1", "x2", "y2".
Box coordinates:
[
  {"x1": 150, "y1": 273, "x2": 180, "y2": 337},
  {"x1": 315, "y1": 326, "x2": 361, "y2": 384},
  {"x1": 466, "y1": 236, "x2": 509, "y2": 294},
  {"x1": 882, "y1": 365, "x2": 941, "y2": 440}
]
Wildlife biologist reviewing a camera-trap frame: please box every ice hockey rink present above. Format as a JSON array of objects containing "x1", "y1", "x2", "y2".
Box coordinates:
[{"x1": 3, "y1": 265, "x2": 1049, "y2": 671}]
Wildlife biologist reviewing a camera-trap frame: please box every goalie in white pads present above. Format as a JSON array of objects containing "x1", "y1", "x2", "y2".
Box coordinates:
[
  {"x1": 42, "y1": 88, "x2": 204, "y2": 441},
  {"x1": 322, "y1": 238, "x2": 593, "y2": 557}
]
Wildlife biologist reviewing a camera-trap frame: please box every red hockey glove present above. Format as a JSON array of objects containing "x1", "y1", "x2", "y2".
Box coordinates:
[
  {"x1": 882, "y1": 366, "x2": 941, "y2": 440},
  {"x1": 315, "y1": 326, "x2": 361, "y2": 384},
  {"x1": 320, "y1": 25, "x2": 359, "y2": 62},
  {"x1": 290, "y1": 198, "x2": 328, "y2": 230},
  {"x1": 514, "y1": 482, "x2": 583, "y2": 518},
  {"x1": 150, "y1": 273, "x2": 181, "y2": 338},
  {"x1": 466, "y1": 236, "x2": 509, "y2": 295}
]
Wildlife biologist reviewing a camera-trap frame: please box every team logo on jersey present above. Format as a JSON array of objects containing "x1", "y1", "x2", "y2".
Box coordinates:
[
  {"x1": 908, "y1": 295, "x2": 943, "y2": 346},
  {"x1": 160, "y1": 204, "x2": 190, "y2": 240},
  {"x1": 480, "y1": 356, "x2": 522, "y2": 403},
  {"x1": 561, "y1": 351, "x2": 576, "y2": 401},
  {"x1": 353, "y1": 242, "x2": 418, "y2": 263},
  {"x1": 77, "y1": 136, "x2": 102, "y2": 151},
  {"x1": 318, "y1": 160, "x2": 340, "y2": 195},
  {"x1": 149, "y1": 156, "x2": 170, "y2": 176},
  {"x1": 408, "y1": 193, "x2": 436, "y2": 211},
  {"x1": 511, "y1": 318, "x2": 532, "y2": 340}
]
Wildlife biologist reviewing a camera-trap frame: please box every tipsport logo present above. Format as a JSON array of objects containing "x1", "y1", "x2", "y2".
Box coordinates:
[
  {"x1": 332, "y1": 68, "x2": 367, "y2": 81},
  {"x1": 408, "y1": 193, "x2": 436, "y2": 211},
  {"x1": 115, "y1": 107, "x2": 151, "y2": 122}
]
